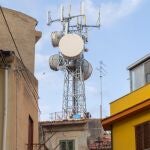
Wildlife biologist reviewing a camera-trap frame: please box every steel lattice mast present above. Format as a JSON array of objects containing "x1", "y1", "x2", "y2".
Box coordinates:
[
  {"x1": 48, "y1": 1, "x2": 100, "y2": 119},
  {"x1": 62, "y1": 59, "x2": 86, "y2": 118}
]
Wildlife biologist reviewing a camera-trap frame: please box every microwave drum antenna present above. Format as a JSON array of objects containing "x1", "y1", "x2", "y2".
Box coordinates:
[
  {"x1": 51, "y1": 31, "x2": 63, "y2": 47},
  {"x1": 49, "y1": 54, "x2": 63, "y2": 71},
  {"x1": 59, "y1": 34, "x2": 84, "y2": 59},
  {"x1": 82, "y1": 59, "x2": 93, "y2": 80}
]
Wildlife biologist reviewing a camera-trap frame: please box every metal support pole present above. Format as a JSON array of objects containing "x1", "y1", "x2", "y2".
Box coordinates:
[
  {"x1": 97, "y1": 61, "x2": 106, "y2": 119},
  {"x1": 2, "y1": 67, "x2": 8, "y2": 150},
  {"x1": 100, "y1": 71, "x2": 103, "y2": 119}
]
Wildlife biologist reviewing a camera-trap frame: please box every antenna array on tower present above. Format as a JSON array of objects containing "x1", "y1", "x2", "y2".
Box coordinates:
[{"x1": 48, "y1": 1, "x2": 100, "y2": 120}]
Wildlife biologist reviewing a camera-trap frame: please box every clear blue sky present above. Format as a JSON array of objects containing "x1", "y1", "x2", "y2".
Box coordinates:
[{"x1": 1, "y1": 0, "x2": 150, "y2": 120}]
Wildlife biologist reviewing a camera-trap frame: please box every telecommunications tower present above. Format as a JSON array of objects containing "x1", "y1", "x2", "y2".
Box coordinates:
[{"x1": 48, "y1": 1, "x2": 100, "y2": 119}]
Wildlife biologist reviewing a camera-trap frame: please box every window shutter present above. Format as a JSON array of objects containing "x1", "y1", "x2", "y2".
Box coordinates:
[
  {"x1": 135, "y1": 121, "x2": 150, "y2": 150},
  {"x1": 144, "y1": 122, "x2": 150, "y2": 149},
  {"x1": 135, "y1": 125, "x2": 143, "y2": 150}
]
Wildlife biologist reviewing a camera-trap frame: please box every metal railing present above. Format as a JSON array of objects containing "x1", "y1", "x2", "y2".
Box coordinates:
[
  {"x1": 49, "y1": 111, "x2": 90, "y2": 121},
  {"x1": 50, "y1": 111, "x2": 64, "y2": 121}
]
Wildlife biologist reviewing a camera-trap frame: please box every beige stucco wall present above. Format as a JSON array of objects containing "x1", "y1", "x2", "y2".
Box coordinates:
[
  {"x1": 0, "y1": 7, "x2": 41, "y2": 73},
  {"x1": 39, "y1": 119, "x2": 104, "y2": 150},
  {"x1": 0, "y1": 56, "x2": 39, "y2": 150},
  {"x1": 42, "y1": 130, "x2": 89, "y2": 150},
  {"x1": 45, "y1": 130, "x2": 89, "y2": 150}
]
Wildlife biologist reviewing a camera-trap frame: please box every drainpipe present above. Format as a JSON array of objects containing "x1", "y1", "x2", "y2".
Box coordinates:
[{"x1": 2, "y1": 66, "x2": 9, "y2": 150}]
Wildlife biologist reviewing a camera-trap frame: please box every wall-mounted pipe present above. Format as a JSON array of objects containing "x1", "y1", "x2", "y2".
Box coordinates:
[{"x1": 2, "y1": 67, "x2": 8, "y2": 150}]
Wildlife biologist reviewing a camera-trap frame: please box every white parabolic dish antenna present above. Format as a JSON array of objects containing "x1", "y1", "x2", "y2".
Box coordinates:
[{"x1": 59, "y1": 34, "x2": 84, "y2": 58}]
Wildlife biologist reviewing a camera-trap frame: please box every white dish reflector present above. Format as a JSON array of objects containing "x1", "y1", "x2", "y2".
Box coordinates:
[{"x1": 59, "y1": 34, "x2": 84, "y2": 58}]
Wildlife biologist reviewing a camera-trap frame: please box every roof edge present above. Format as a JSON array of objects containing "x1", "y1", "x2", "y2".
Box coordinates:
[
  {"x1": 102, "y1": 99, "x2": 150, "y2": 130},
  {"x1": 2, "y1": 7, "x2": 38, "y2": 25},
  {"x1": 127, "y1": 53, "x2": 150, "y2": 70}
]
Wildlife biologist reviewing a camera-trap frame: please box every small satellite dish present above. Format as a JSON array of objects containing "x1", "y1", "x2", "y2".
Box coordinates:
[
  {"x1": 59, "y1": 34, "x2": 84, "y2": 58},
  {"x1": 51, "y1": 32, "x2": 63, "y2": 47},
  {"x1": 82, "y1": 59, "x2": 93, "y2": 80},
  {"x1": 49, "y1": 54, "x2": 63, "y2": 71}
]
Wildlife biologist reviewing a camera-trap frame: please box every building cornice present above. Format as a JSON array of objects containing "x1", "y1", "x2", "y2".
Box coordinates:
[{"x1": 102, "y1": 99, "x2": 150, "y2": 130}]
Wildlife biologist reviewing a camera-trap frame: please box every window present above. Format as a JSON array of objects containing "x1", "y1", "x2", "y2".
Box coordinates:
[
  {"x1": 135, "y1": 121, "x2": 150, "y2": 150},
  {"x1": 60, "y1": 140, "x2": 75, "y2": 150},
  {"x1": 130, "y1": 59, "x2": 150, "y2": 91},
  {"x1": 145, "y1": 60, "x2": 150, "y2": 83},
  {"x1": 146, "y1": 73, "x2": 150, "y2": 83},
  {"x1": 28, "y1": 116, "x2": 34, "y2": 150},
  {"x1": 131, "y1": 64, "x2": 145, "y2": 91}
]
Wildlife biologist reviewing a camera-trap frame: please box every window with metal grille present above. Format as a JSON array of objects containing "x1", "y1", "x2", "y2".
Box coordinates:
[
  {"x1": 135, "y1": 121, "x2": 150, "y2": 150},
  {"x1": 60, "y1": 140, "x2": 75, "y2": 150}
]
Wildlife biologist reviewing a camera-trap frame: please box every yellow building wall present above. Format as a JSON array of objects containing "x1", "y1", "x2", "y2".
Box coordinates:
[
  {"x1": 112, "y1": 109, "x2": 150, "y2": 150},
  {"x1": 110, "y1": 84, "x2": 150, "y2": 115}
]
